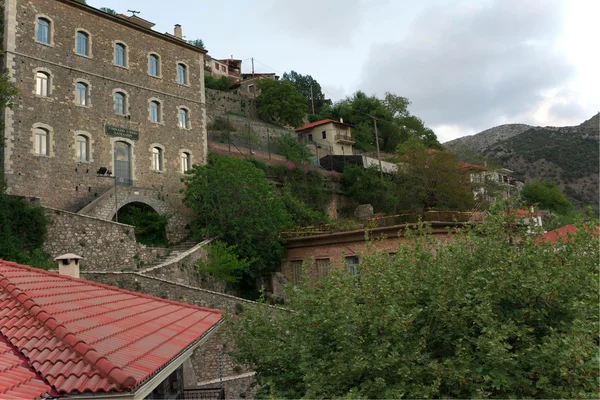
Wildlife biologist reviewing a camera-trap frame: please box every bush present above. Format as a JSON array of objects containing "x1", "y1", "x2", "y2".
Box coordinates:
[{"x1": 205, "y1": 75, "x2": 231, "y2": 92}]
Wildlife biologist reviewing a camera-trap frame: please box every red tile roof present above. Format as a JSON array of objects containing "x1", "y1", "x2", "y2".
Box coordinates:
[
  {"x1": 537, "y1": 224, "x2": 600, "y2": 245},
  {"x1": 0, "y1": 260, "x2": 223, "y2": 398},
  {"x1": 295, "y1": 119, "x2": 353, "y2": 132},
  {"x1": 458, "y1": 161, "x2": 487, "y2": 171}
]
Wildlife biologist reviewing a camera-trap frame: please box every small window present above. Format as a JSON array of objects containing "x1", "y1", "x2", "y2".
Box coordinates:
[
  {"x1": 181, "y1": 152, "x2": 191, "y2": 173},
  {"x1": 76, "y1": 135, "x2": 89, "y2": 162},
  {"x1": 177, "y1": 63, "x2": 187, "y2": 85},
  {"x1": 308, "y1": 134, "x2": 313, "y2": 142},
  {"x1": 152, "y1": 147, "x2": 163, "y2": 171},
  {"x1": 150, "y1": 100, "x2": 161, "y2": 123},
  {"x1": 315, "y1": 258, "x2": 331, "y2": 279},
  {"x1": 115, "y1": 43, "x2": 126, "y2": 67},
  {"x1": 346, "y1": 256, "x2": 360, "y2": 276},
  {"x1": 114, "y1": 92, "x2": 126, "y2": 115},
  {"x1": 248, "y1": 84, "x2": 255, "y2": 93},
  {"x1": 214, "y1": 61, "x2": 219, "y2": 69},
  {"x1": 322, "y1": 130, "x2": 326, "y2": 139},
  {"x1": 34, "y1": 128, "x2": 49, "y2": 156},
  {"x1": 35, "y1": 72, "x2": 49, "y2": 96},
  {"x1": 37, "y1": 18, "x2": 50, "y2": 44},
  {"x1": 291, "y1": 260, "x2": 303, "y2": 284},
  {"x1": 178, "y1": 108, "x2": 189, "y2": 129},
  {"x1": 149, "y1": 54, "x2": 160, "y2": 77},
  {"x1": 76, "y1": 82, "x2": 88, "y2": 106},
  {"x1": 76, "y1": 31, "x2": 89, "y2": 56},
  {"x1": 222, "y1": 65, "x2": 227, "y2": 72}
]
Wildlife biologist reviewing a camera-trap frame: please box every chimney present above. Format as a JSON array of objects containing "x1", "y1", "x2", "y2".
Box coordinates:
[
  {"x1": 340, "y1": 117, "x2": 344, "y2": 123},
  {"x1": 54, "y1": 253, "x2": 83, "y2": 278},
  {"x1": 174, "y1": 24, "x2": 182, "y2": 39}
]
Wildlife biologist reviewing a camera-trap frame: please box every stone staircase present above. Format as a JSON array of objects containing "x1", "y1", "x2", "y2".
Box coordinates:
[{"x1": 139, "y1": 240, "x2": 203, "y2": 273}]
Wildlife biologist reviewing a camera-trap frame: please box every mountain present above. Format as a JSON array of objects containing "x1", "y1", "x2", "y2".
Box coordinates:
[{"x1": 445, "y1": 113, "x2": 600, "y2": 208}]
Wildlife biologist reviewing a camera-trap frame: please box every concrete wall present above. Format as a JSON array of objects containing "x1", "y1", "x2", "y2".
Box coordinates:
[{"x1": 3, "y1": 0, "x2": 207, "y2": 214}]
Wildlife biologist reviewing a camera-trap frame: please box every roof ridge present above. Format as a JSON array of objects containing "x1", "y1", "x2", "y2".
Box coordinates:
[
  {"x1": 0, "y1": 259, "x2": 223, "y2": 314},
  {"x1": 0, "y1": 261, "x2": 137, "y2": 391}
]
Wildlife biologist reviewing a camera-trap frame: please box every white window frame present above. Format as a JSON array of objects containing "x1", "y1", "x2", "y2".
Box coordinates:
[
  {"x1": 148, "y1": 98, "x2": 163, "y2": 124},
  {"x1": 35, "y1": 71, "x2": 50, "y2": 97},
  {"x1": 177, "y1": 62, "x2": 189, "y2": 85},
  {"x1": 74, "y1": 80, "x2": 90, "y2": 107},
  {"x1": 178, "y1": 106, "x2": 190, "y2": 129},
  {"x1": 180, "y1": 149, "x2": 192, "y2": 173},
  {"x1": 150, "y1": 143, "x2": 166, "y2": 172},
  {"x1": 114, "y1": 41, "x2": 128, "y2": 68},
  {"x1": 345, "y1": 255, "x2": 360, "y2": 276},
  {"x1": 73, "y1": 131, "x2": 93, "y2": 163},
  {"x1": 113, "y1": 89, "x2": 129, "y2": 116},
  {"x1": 31, "y1": 123, "x2": 54, "y2": 157}
]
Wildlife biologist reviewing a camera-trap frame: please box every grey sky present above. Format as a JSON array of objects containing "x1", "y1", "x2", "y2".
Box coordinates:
[{"x1": 89, "y1": 0, "x2": 599, "y2": 142}]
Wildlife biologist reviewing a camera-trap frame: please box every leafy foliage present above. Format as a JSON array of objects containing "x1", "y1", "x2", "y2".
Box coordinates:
[
  {"x1": 118, "y1": 204, "x2": 170, "y2": 246},
  {"x1": 99, "y1": 7, "x2": 117, "y2": 15},
  {"x1": 275, "y1": 132, "x2": 312, "y2": 164},
  {"x1": 340, "y1": 165, "x2": 399, "y2": 214},
  {"x1": 0, "y1": 194, "x2": 52, "y2": 269},
  {"x1": 237, "y1": 124, "x2": 260, "y2": 152},
  {"x1": 204, "y1": 75, "x2": 231, "y2": 92},
  {"x1": 197, "y1": 241, "x2": 256, "y2": 283},
  {"x1": 256, "y1": 79, "x2": 307, "y2": 127},
  {"x1": 521, "y1": 181, "x2": 573, "y2": 215},
  {"x1": 182, "y1": 154, "x2": 291, "y2": 287},
  {"x1": 281, "y1": 70, "x2": 327, "y2": 114},
  {"x1": 315, "y1": 91, "x2": 441, "y2": 152},
  {"x1": 188, "y1": 38, "x2": 205, "y2": 49},
  {"x1": 397, "y1": 139, "x2": 475, "y2": 211},
  {"x1": 226, "y1": 209, "x2": 600, "y2": 399}
]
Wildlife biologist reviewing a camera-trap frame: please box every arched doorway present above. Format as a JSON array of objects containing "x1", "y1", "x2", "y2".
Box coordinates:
[
  {"x1": 114, "y1": 141, "x2": 132, "y2": 186},
  {"x1": 116, "y1": 202, "x2": 168, "y2": 246}
]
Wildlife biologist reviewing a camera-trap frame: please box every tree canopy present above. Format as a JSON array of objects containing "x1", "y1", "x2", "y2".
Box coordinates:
[
  {"x1": 182, "y1": 154, "x2": 291, "y2": 288},
  {"x1": 256, "y1": 79, "x2": 307, "y2": 127},
  {"x1": 521, "y1": 181, "x2": 573, "y2": 215},
  {"x1": 281, "y1": 70, "x2": 327, "y2": 115},
  {"x1": 316, "y1": 91, "x2": 442, "y2": 152},
  {"x1": 226, "y1": 208, "x2": 599, "y2": 399}
]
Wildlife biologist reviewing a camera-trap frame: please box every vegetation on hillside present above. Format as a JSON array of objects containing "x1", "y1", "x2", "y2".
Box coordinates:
[
  {"x1": 204, "y1": 75, "x2": 231, "y2": 92},
  {"x1": 226, "y1": 207, "x2": 600, "y2": 399},
  {"x1": 118, "y1": 204, "x2": 170, "y2": 247},
  {"x1": 256, "y1": 79, "x2": 307, "y2": 127},
  {"x1": 281, "y1": 70, "x2": 328, "y2": 115}
]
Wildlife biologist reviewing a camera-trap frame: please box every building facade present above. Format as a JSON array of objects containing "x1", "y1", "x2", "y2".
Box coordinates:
[
  {"x1": 295, "y1": 118, "x2": 355, "y2": 156},
  {"x1": 2, "y1": 0, "x2": 207, "y2": 217}
]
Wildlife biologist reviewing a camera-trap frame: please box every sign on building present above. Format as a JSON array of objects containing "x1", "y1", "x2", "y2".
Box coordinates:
[{"x1": 105, "y1": 124, "x2": 140, "y2": 141}]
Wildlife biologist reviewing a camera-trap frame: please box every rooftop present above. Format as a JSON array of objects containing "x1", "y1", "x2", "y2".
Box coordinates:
[
  {"x1": 0, "y1": 260, "x2": 222, "y2": 399},
  {"x1": 295, "y1": 119, "x2": 354, "y2": 132}
]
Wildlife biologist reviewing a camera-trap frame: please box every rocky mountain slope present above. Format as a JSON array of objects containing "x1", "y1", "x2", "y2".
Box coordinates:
[{"x1": 446, "y1": 113, "x2": 600, "y2": 208}]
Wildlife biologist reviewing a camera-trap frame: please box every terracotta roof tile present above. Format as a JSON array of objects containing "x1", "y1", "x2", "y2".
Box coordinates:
[
  {"x1": 295, "y1": 118, "x2": 353, "y2": 132},
  {"x1": 0, "y1": 260, "x2": 223, "y2": 398}
]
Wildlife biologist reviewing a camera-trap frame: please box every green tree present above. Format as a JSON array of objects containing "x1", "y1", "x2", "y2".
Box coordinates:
[
  {"x1": 118, "y1": 204, "x2": 169, "y2": 246},
  {"x1": 188, "y1": 38, "x2": 205, "y2": 49},
  {"x1": 397, "y1": 138, "x2": 475, "y2": 211},
  {"x1": 275, "y1": 132, "x2": 312, "y2": 164},
  {"x1": 197, "y1": 241, "x2": 256, "y2": 283},
  {"x1": 281, "y1": 70, "x2": 327, "y2": 115},
  {"x1": 204, "y1": 75, "x2": 231, "y2": 91},
  {"x1": 256, "y1": 79, "x2": 307, "y2": 127},
  {"x1": 99, "y1": 7, "x2": 117, "y2": 15},
  {"x1": 521, "y1": 181, "x2": 573, "y2": 215},
  {"x1": 182, "y1": 154, "x2": 291, "y2": 289},
  {"x1": 237, "y1": 124, "x2": 260, "y2": 153},
  {"x1": 226, "y1": 209, "x2": 599, "y2": 399},
  {"x1": 340, "y1": 165, "x2": 399, "y2": 214}
]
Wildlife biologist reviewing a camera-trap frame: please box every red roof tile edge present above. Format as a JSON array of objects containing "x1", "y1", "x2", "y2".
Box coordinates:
[
  {"x1": 295, "y1": 118, "x2": 353, "y2": 132},
  {"x1": 0, "y1": 260, "x2": 225, "y2": 393}
]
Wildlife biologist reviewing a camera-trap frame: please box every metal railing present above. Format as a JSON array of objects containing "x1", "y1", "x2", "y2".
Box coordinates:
[
  {"x1": 335, "y1": 133, "x2": 355, "y2": 143},
  {"x1": 183, "y1": 388, "x2": 225, "y2": 400}
]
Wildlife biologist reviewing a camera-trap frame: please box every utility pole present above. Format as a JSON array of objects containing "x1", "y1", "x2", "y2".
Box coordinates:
[
  {"x1": 251, "y1": 57, "x2": 255, "y2": 78},
  {"x1": 310, "y1": 84, "x2": 315, "y2": 114},
  {"x1": 251, "y1": 58, "x2": 256, "y2": 99},
  {"x1": 373, "y1": 117, "x2": 383, "y2": 178}
]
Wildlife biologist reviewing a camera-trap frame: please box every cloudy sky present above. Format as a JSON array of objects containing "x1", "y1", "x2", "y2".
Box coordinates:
[{"x1": 89, "y1": 0, "x2": 599, "y2": 142}]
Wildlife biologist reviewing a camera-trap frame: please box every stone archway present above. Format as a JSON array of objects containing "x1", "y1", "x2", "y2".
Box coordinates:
[{"x1": 115, "y1": 201, "x2": 168, "y2": 246}]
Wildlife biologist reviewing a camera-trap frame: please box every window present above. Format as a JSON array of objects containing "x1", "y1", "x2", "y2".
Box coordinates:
[
  {"x1": 346, "y1": 256, "x2": 360, "y2": 276},
  {"x1": 114, "y1": 92, "x2": 126, "y2": 115},
  {"x1": 37, "y1": 18, "x2": 50, "y2": 44},
  {"x1": 34, "y1": 128, "x2": 49, "y2": 156},
  {"x1": 115, "y1": 43, "x2": 126, "y2": 67},
  {"x1": 322, "y1": 130, "x2": 327, "y2": 139},
  {"x1": 150, "y1": 100, "x2": 161, "y2": 123},
  {"x1": 177, "y1": 63, "x2": 187, "y2": 85},
  {"x1": 76, "y1": 82, "x2": 88, "y2": 106},
  {"x1": 291, "y1": 260, "x2": 303, "y2": 284},
  {"x1": 35, "y1": 72, "x2": 49, "y2": 96},
  {"x1": 308, "y1": 134, "x2": 313, "y2": 142},
  {"x1": 76, "y1": 135, "x2": 89, "y2": 162},
  {"x1": 76, "y1": 31, "x2": 89, "y2": 56},
  {"x1": 315, "y1": 258, "x2": 331, "y2": 279},
  {"x1": 181, "y1": 152, "x2": 191, "y2": 173},
  {"x1": 151, "y1": 147, "x2": 163, "y2": 171},
  {"x1": 248, "y1": 84, "x2": 255, "y2": 93},
  {"x1": 222, "y1": 65, "x2": 227, "y2": 72},
  {"x1": 149, "y1": 54, "x2": 160, "y2": 76},
  {"x1": 214, "y1": 62, "x2": 219, "y2": 69},
  {"x1": 178, "y1": 108, "x2": 189, "y2": 129}
]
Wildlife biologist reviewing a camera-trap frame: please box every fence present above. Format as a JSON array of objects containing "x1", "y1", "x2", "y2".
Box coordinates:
[{"x1": 183, "y1": 388, "x2": 225, "y2": 400}]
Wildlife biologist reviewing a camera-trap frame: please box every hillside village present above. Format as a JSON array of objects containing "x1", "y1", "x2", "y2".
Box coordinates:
[{"x1": 0, "y1": 1, "x2": 598, "y2": 399}]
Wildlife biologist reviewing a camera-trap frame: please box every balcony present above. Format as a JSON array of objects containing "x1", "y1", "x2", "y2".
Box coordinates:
[{"x1": 335, "y1": 133, "x2": 355, "y2": 144}]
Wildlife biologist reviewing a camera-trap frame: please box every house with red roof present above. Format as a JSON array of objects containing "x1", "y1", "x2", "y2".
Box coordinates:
[
  {"x1": 0, "y1": 259, "x2": 223, "y2": 399},
  {"x1": 295, "y1": 118, "x2": 355, "y2": 156}
]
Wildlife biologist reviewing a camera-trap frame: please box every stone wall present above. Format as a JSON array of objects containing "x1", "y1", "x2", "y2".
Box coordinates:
[
  {"x1": 43, "y1": 207, "x2": 166, "y2": 271},
  {"x1": 206, "y1": 89, "x2": 257, "y2": 119}
]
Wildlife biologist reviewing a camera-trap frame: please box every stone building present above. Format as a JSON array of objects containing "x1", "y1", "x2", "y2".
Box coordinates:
[{"x1": 1, "y1": 0, "x2": 207, "y2": 235}]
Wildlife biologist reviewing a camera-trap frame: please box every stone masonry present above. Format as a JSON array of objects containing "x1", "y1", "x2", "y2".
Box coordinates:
[{"x1": 2, "y1": 0, "x2": 207, "y2": 236}]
